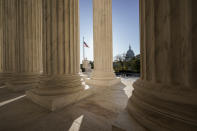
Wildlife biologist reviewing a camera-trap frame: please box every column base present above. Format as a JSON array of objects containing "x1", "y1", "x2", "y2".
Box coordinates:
[
  {"x1": 6, "y1": 73, "x2": 40, "y2": 92},
  {"x1": 85, "y1": 71, "x2": 121, "y2": 86},
  {"x1": 0, "y1": 72, "x2": 12, "y2": 87},
  {"x1": 26, "y1": 74, "x2": 93, "y2": 111},
  {"x1": 0, "y1": 74, "x2": 5, "y2": 87},
  {"x1": 85, "y1": 77, "x2": 121, "y2": 87},
  {"x1": 26, "y1": 87, "x2": 92, "y2": 111},
  {"x1": 127, "y1": 79, "x2": 197, "y2": 131}
]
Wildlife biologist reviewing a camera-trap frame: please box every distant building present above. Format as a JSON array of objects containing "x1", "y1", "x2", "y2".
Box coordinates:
[
  {"x1": 125, "y1": 45, "x2": 135, "y2": 61},
  {"x1": 82, "y1": 59, "x2": 92, "y2": 72}
]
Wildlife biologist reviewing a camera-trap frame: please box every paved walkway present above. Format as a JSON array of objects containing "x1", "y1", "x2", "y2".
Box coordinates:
[{"x1": 0, "y1": 77, "x2": 145, "y2": 131}]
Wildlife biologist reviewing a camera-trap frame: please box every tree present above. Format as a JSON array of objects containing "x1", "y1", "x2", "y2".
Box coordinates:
[
  {"x1": 130, "y1": 55, "x2": 140, "y2": 73},
  {"x1": 114, "y1": 54, "x2": 126, "y2": 71},
  {"x1": 89, "y1": 61, "x2": 94, "y2": 69},
  {"x1": 114, "y1": 54, "x2": 140, "y2": 74}
]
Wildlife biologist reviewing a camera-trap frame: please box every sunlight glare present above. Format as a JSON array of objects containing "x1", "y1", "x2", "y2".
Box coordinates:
[
  {"x1": 0, "y1": 95, "x2": 26, "y2": 107},
  {"x1": 68, "y1": 115, "x2": 84, "y2": 131}
]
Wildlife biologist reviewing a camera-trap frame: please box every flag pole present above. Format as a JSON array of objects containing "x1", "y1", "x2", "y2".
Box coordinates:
[{"x1": 83, "y1": 37, "x2": 85, "y2": 60}]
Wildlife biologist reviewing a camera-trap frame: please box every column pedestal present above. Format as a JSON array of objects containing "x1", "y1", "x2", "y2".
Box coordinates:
[
  {"x1": 0, "y1": 73, "x2": 12, "y2": 87},
  {"x1": 0, "y1": 74, "x2": 5, "y2": 87},
  {"x1": 86, "y1": 71, "x2": 120, "y2": 87},
  {"x1": 128, "y1": 79, "x2": 197, "y2": 130},
  {"x1": 6, "y1": 73, "x2": 40, "y2": 91},
  {"x1": 27, "y1": 74, "x2": 92, "y2": 111}
]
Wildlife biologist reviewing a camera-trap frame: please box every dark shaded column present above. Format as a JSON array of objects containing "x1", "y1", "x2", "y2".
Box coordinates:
[
  {"x1": 0, "y1": 0, "x2": 4, "y2": 86},
  {"x1": 127, "y1": 0, "x2": 197, "y2": 130},
  {"x1": 1, "y1": 0, "x2": 42, "y2": 91}
]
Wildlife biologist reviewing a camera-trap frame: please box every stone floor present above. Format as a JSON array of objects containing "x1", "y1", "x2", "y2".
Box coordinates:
[{"x1": 0, "y1": 77, "x2": 146, "y2": 131}]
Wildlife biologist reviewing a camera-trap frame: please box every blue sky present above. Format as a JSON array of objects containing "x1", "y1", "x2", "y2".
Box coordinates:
[{"x1": 79, "y1": 0, "x2": 139, "y2": 62}]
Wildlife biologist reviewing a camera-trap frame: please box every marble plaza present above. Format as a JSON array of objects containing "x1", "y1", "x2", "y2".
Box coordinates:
[{"x1": 0, "y1": 0, "x2": 197, "y2": 130}]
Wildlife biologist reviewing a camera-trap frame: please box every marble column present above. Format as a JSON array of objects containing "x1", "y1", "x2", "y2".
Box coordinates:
[
  {"x1": 128, "y1": 0, "x2": 197, "y2": 130},
  {"x1": 27, "y1": 0, "x2": 91, "y2": 111},
  {"x1": 1, "y1": 0, "x2": 42, "y2": 91},
  {"x1": 0, "y1": 0, "x2": 12, "y2": 86},
  {"x1": 0, "y1": 0, "x2": 4, "y2": 86},
  {"x1": 85, "y1": 0, "x2": 120, "y2": 86}
]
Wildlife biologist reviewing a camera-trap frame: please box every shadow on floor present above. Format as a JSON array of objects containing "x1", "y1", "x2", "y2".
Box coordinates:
[
  {"x1": 0, "y1": 87, "x2": 25, "y2": 103},
  {"x1": 0, "y1": 77, "x2": 145, "y2": 131}
]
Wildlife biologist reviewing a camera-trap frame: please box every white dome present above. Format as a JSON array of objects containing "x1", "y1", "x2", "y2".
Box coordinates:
[{"x1": 126, "y1": 45, "x2": 135, "y2": 61}]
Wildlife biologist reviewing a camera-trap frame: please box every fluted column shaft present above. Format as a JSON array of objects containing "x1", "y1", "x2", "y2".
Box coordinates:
[
  {"x1": 86, "y1": 0, "x2": 120, "y2": 86},
  {"x1": 37, "y1": 0, "x2": 81, "y2": 93},
  {"x1": 27, "y1": 0, "x2": 89, "y2": 111},
  {"x1": 93, "y1": 0, "x2": 113, "y2": 73},
  {"x1": 1, "y1": 0, "x2": 42, "y2": 91},
  {"x1": 128, "y1": 0, "x2": 197, "y2": 130},
  {"x1": 0, "y1": 0, "x2": 3, "y2": 86},
  {"x1": 42, "y1": 0, "x2": 79, "y2": 75}
]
